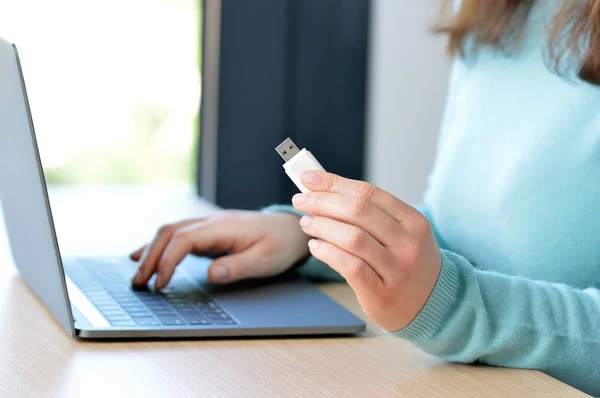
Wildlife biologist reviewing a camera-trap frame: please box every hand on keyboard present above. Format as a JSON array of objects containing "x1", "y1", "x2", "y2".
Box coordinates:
[{"x1": 130, "y1": 211, "x2": 310, "y2": 289}]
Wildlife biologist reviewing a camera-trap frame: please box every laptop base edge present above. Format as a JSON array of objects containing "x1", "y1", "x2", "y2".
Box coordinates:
[{"x1": 76, "y1": 324, "x2": 366, "y2": 339}]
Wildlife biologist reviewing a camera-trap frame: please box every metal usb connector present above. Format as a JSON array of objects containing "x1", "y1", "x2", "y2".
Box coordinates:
[
  {"x1": 275, "y1": 137, "x2": 325, "y2": 193},
  {"x1": 275, "y1": 138, "x2": 301, "y2": 162}
]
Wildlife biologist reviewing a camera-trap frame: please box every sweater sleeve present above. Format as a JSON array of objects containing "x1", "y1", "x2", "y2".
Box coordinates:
[{"x1": 394, "y1": 249, "x2": 600, "y2": 396}]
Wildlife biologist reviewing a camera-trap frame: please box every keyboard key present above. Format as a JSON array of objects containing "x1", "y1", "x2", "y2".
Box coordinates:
[
  {"x1": 169, "y1": 283, "x2": 195, "y2": 291},
  {"x1": 180, "y1": 313, "x2": 210, "y2": 325},
  {"x1": 204, "y1": 312, "x2": 230, "y2": 320},
  {"x1": 111, "y1": 292, "x2": 136, "y2": 299},
  {"x1": 132, "y1": 317, "x2": 161, "y2": 326},
  {"x1": 115, "y1": 297, "x2": 140, "y2": 304},
  {"x1": 102, "y1": 309, "x2": 127, "y2": 316},
  {"x1": 145, "y1": 303, "x2": 171, "y2": 310},
  {"x1": 86, "y1": 292, "x2": 111, "y2": 300},
  {"x1": 137, "y1": 297, "x2": 166, "y2": 305},
  {"x1": 197, "y1": 305, "x2": 224, "y2": 314},
  {"x1": 147, "y1": 301, "x2": 173, "y2": 308},
  {"x1": 92, "y1": 302, "x2": 119, "y2": 310},
  {"x1": 187, "y1": 319, "x2": 211, "y2": 325},
  {"x1": 112, "y1": 297, "x2": 137, "y2": 303},
  {"x1": 117, "y1": 300, "x2": 142, "y2": 308},
  {"x1": 121, "y1": 305, "x2": 146, "y2": 312},
  {"x1": 144, "y1": 300, "x2": 169, "y2": 307},
  {"x1": 110, "y1": 320, "x2": 136, "y2": 326},
  {"x1": 165, "y1": 298, "x2": 184, "y2": 304},
  {"x1": 150, "y1": 308, "x2": 177, "y2": 316},
  {"x1": 88, "y1": 292, "x2": 113, "y2": 299},
  {"x1": 156, "y1": 315, "x2": 186, "y2": 326},
  {"x1": 105, "y1": 314, "x2": 132, "y2": 321},
  {"x1": 176, "y1": 307, "x2": 199, "y2": 313},
  {"x1": 196, "y1": 303, "x2": 214, "y2": 311},
  {"x1": 75, "y1": 283, "x2": 99, "y2": 291},
  {"x1": 95, "y1": 304, "x2": 121, "y2": 312},
  {"x1": 105, "y1": 287, "x2": 131, "y2": 295},
  {"x1": 170, "y1": 303, "x2": 195, "y2": 310},
  {"x1": 90, "y1": 296, "x2": 117, "y2": 303},
  {"x1": 128, "y1": 310, "x2": 153, "y2": 317},
  {"x1": 211, "y1": 319, "x2": 237, "y2": 325}
]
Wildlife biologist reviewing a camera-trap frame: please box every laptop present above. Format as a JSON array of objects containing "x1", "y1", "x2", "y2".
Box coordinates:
[{"x1": 0, "y1": 38, "x2": 365, "y2": 339}]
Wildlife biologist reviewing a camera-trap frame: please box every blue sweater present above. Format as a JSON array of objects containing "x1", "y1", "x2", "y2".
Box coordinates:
[{"x1": 266, "y1": 3, "x2": 600, "y2": 395}]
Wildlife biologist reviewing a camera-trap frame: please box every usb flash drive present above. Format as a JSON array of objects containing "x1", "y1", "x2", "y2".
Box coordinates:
[{"x1": 275, "y1": 137, "x2": 325, "y2": 193}]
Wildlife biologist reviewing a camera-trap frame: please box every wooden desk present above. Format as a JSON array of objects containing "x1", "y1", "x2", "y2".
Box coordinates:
[{"x1": 0, "y1": 186, "x2": 587, "y2": 397}]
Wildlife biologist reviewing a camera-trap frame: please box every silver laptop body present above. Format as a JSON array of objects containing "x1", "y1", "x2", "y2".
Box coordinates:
[{"x1": 0, "y1": 38, "x2": 365, "y2": 339}]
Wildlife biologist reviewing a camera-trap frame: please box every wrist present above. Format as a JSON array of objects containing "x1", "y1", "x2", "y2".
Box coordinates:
[
  {"x1": 263, "y1": 212, "x2": 311, "y2": 267},
  {"x1": 390, "y1": 250, "x2": 461, "y2": 340}
]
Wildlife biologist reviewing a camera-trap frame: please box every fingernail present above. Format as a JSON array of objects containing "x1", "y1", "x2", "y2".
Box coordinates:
[
  {"x1": 301, "y1": 172, "x2": 319, "y2": 185},
  {"x1": 308, "y1": 239, "x2": 320, "y2": 249},
  {"x1": 292, "y1": 193, "x2": 307, "y2": 204},
  {"x1": 300, "y1": 216, "x2": 312, "y2": 228},
  {"x1": 211, "y1": 265, "x2": 228, "y2": 281},
  {"x1": 155, "y1": 274, "x2": 164, "y2": 288}
]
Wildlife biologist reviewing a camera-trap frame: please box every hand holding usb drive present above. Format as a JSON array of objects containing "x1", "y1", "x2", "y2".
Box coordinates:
[{"x1": 275, "y1": 138, "x2": 325, "y2": 193}]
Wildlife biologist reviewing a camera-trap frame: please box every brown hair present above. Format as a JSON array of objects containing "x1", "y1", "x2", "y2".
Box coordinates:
[{"x1": 436, "y1": 0, "x2": 600, "y2": 85}]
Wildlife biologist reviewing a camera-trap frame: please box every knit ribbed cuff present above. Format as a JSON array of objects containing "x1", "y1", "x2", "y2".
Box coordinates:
[{"x1": 391, "y1": 250, "x2": 461, "y2": 343}]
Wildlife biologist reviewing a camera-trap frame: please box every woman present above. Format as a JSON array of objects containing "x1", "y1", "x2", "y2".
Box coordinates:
[{"x1": 130, "y1": 1, "x2": 600, "y2": 394}]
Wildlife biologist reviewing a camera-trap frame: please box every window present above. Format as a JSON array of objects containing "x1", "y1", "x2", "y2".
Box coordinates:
[{"x1": 0, "y1": 0, "x2": 201, "y2": 184}]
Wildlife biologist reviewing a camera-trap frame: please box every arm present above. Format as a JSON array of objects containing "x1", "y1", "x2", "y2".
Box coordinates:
[
  {"x1": 278, "y1": 171, "x2": 600, "y2": 396},
  {"x1": 394, "y1": 250, "x2": 600, "y2": 396}
]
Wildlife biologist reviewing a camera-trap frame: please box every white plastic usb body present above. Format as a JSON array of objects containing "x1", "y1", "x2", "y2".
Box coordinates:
[{"x1": 275, "y1": 138, "x2": 325, "y2": 193}]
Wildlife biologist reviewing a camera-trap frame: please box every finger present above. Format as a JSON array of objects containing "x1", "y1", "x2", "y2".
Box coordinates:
[
  {"x1": 154, "y1": 219, "x2": 245, "y2": 288},
  {"x1": 300, "y1": 215, "x2": 390, "y2": 278},
  {"x1": 300, "y1": 171, "x2": 416, "y2": 223},
  {"x1": 130, "y1": 245, "x2": 146, "y2": 261},
  {"x1": 133, "y1": 219, "x2": 203, "y2": 286},
  {"x1": 208, "y1": 244, "x2": 267, "y2": 285},
  {"x1": 292, "y1": 192, "x2": 400, "y2": 247},
  {"x1": 307, "y1": 239, "x2": 382, "y2": 296}
]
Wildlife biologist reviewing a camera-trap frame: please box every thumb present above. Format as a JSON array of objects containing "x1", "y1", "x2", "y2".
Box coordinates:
[{"x1": 208, "y1": 244, "x2": 267, "y2": 284}]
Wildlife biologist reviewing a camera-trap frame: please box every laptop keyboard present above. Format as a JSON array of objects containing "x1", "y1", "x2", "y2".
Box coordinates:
[{"x1": 64, "y1": 258, "x2": 237, "y2": 327}]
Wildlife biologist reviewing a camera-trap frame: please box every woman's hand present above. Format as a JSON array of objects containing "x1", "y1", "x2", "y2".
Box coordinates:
[
  {"x1": 292, "y1": 171, "x2": 442, "y2": 332},
  {"x1": 130, "y1": 211, "x2": 310, "y2": 289}
]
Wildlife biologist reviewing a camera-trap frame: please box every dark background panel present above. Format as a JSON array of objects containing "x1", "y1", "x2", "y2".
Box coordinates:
[
  {"x1": 215, "y1": 0, "x2": 291, "y2": 209},
  {"x1": 288, "y1": 0, "x2": 369, "y2": 200},
  {"x1": 198, "y1": 0, "x2": 370, "y2": 209}
]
